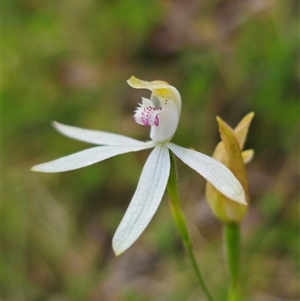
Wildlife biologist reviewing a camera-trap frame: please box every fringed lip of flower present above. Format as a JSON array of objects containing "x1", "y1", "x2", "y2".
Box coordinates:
[
  {"x1": 134, "y1": 98, "x2": 162, "y2": 127},
  {"x1": 31, "y1": 76, "x2": 247, "y2": 256}
]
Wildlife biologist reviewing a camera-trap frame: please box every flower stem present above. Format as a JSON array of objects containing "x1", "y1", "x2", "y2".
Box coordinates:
[
  {"x1": 167, "y1": 151, "x2": 216, "y2": 301},
  {"x1": 224, "y1": 223, "x2": 240, "y2": 301}
]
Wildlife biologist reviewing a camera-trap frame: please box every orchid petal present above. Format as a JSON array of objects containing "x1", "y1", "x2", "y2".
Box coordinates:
[
  {"x1": 167, "y1": 143, "x2": 247, "y2": 205},
  {"x1": 134, "y1": 99, "x2": 162, "y2": 127},
  {"x1": 242, "y1": 149, "x2": 254, "y2": 164},
  {"x1": 112, "y1": 145, "x2": 170, "y2": 255},
  {"x1": 233, "y1": 112, "x2": 255, "y2": 149},
  {"x1": 31, "y1": 142, "x2": 155, "y2": 173},
  {"x1": 53, "y1": 121, "x2": 144, "y2": 146}
]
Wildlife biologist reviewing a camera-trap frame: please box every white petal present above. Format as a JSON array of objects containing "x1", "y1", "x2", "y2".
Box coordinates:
[
  {"x1": 167, "y1": 143, "x2": 247, "y2": 205},
  {"x1": 112, "y1": 145, "x2": 170, "y2": 255},
  {"x1": 53, "y1": 121, "x2": 144, "y2": 146},
  {"x1": 31, "y1": 142, "x2": 155, "y2": 173}
]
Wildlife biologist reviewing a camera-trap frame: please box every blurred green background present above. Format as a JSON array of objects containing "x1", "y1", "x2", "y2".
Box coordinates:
[{"x1": 3, "y1": 0, "x2": 299, "y2": 300}]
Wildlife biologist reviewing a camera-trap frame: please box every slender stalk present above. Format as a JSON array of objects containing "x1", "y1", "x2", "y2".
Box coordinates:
[
  {"x1": 224, "y1": 224, "x2": 240, "y2": 301},
  {"x1": 167, "y1": 151, "x2": 216, "y2": 301}
]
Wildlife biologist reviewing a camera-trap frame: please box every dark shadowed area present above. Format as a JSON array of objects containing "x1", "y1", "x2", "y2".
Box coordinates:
[{"x1": 3, "y1": 0, "x2": 299, "y2": 300}]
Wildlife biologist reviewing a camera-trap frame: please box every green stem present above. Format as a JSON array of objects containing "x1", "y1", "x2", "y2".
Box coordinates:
[
  {"x1": 224, "y1": 224, "x2": 240, "y2": 301},
  {"x1": 167, "y1": 151, "x2": 216, "y2": 301}
]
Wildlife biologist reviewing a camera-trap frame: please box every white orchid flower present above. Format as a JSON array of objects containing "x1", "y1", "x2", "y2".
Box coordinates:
[{"x1": 32, "y1": 76, "x2": 247, "y2": 255}]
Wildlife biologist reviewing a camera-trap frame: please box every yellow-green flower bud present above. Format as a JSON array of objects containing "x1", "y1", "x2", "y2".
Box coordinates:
[{"x1": 205, "y1": 113, "x2": 255, "y2": 224}]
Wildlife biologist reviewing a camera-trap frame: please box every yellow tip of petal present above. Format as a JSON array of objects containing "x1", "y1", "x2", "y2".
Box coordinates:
[
  {"x1": 127, "y1": 75, "x2": 170, "y2": 90},
  {"x1": 127, "y1": 75, "x2": 143, "y2": 88},
  {"x1": 242, "y1": 149, "x2": 255, "y2": 164},
  {"x1": 113, "y1": 250, "x2": 122, "y2": 257}
]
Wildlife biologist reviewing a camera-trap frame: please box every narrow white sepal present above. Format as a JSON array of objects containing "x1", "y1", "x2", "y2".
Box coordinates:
[
  {"x1": 53, "y1": 121, "x2": 144, "y2": 146},
  {"x1": 167, "y1": 143, "x2": 247, "y2": 205},
  {"x1": 31, "y1": 142, "x2": 155, "y2": 173},
  {"x1": 112, "y1": 145, "x2": 170, "y2": 256}
]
